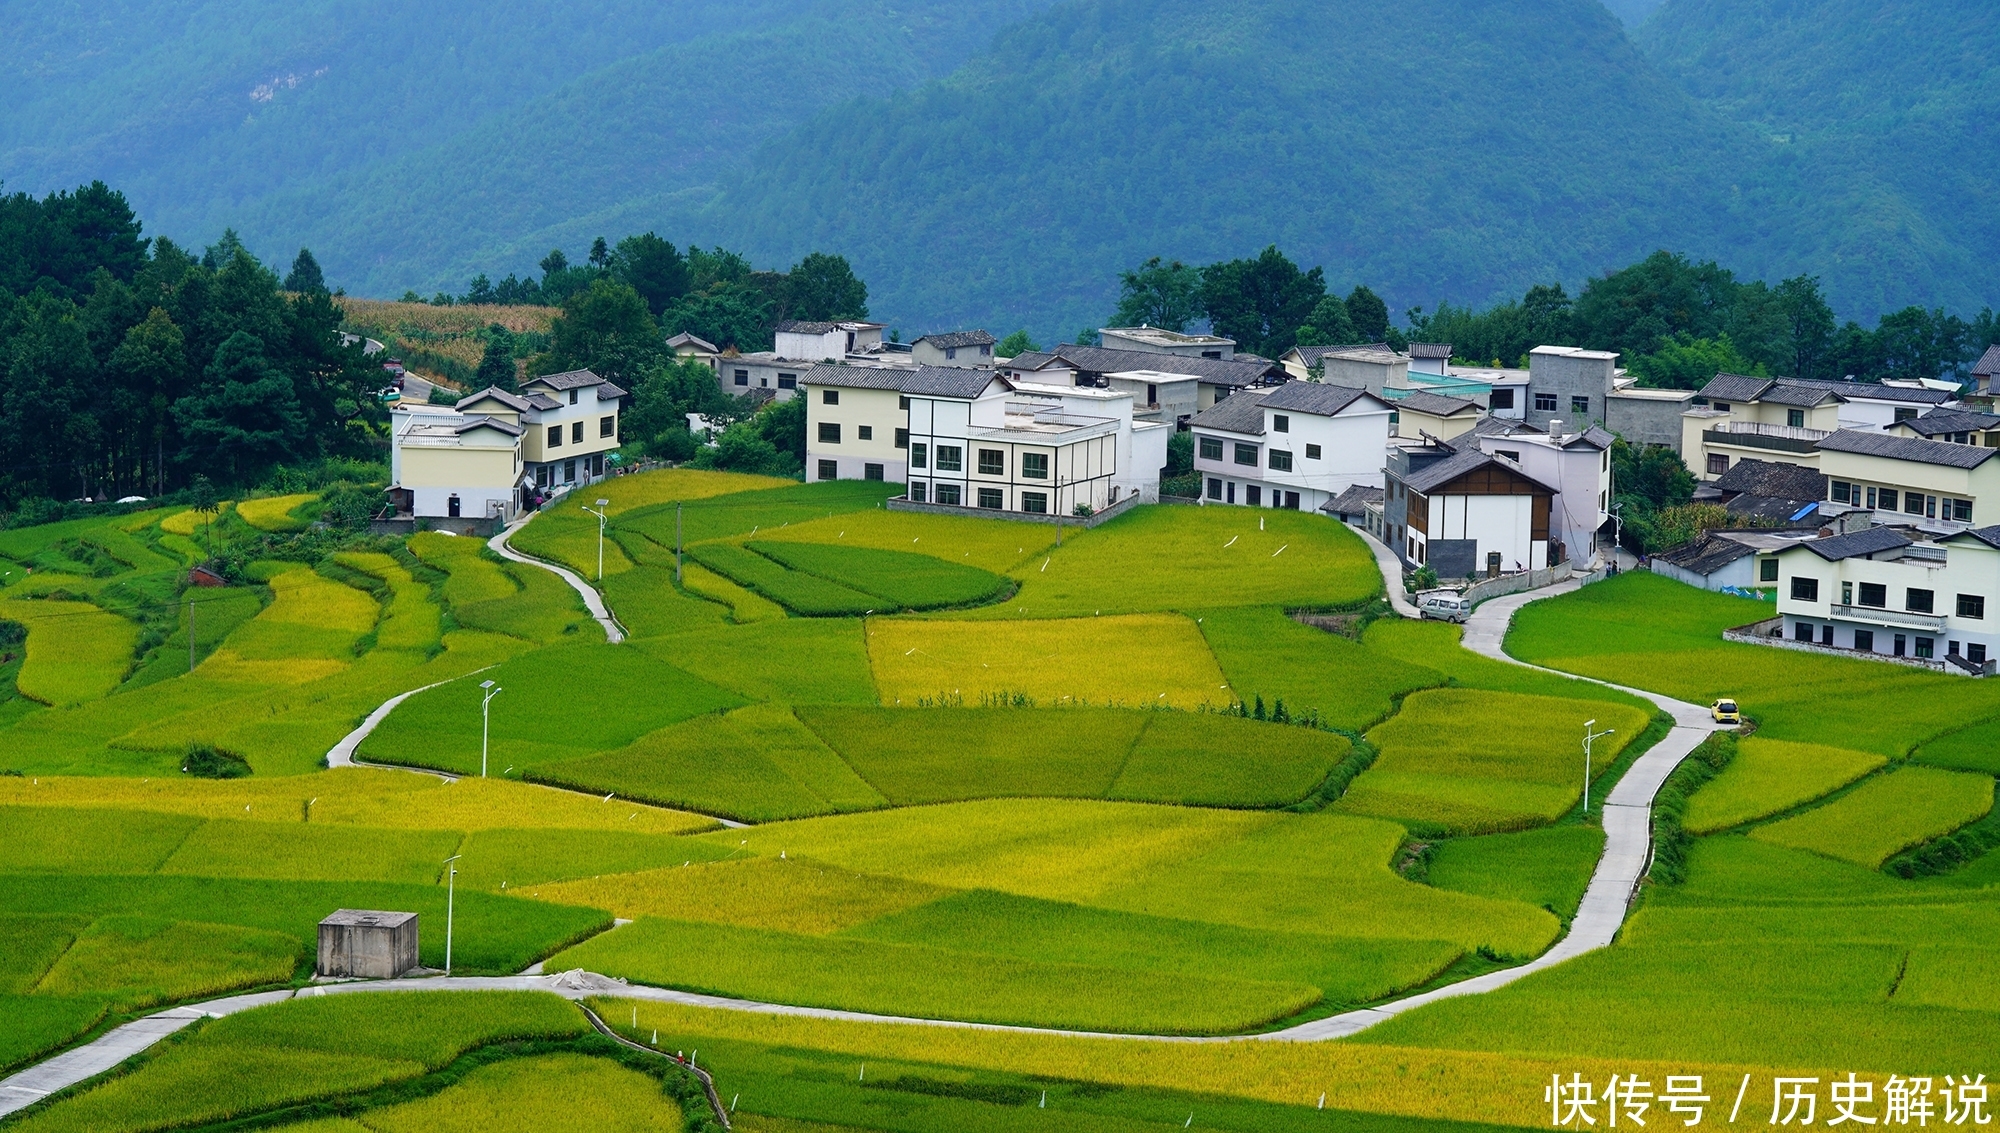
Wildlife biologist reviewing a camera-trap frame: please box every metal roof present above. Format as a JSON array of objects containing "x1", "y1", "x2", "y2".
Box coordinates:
[{"x1": 1406, "y1": 342, "x2": 1454, "y2": 359}]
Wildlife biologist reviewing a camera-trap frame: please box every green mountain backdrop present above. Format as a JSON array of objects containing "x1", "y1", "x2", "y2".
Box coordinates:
[{"x1": 3, "y1": 0, "x2": 1993, "y2": 341}]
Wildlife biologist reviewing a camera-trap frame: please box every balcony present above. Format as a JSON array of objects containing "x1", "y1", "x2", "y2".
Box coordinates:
[
  {"x1": 1830, "y1": 603, "x2": 1947, "y2": 632},
  {"x1": 1704, "y1": 421, "x2": 1832, "y2": 455}
]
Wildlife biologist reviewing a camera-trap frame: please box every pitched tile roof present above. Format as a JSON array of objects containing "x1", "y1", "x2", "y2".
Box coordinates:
[
  {"x1": 1259, "y1": 380, "x2": 1382, "y2": 416},
  {"x1": 456, "y1": 416, "x2": 522, "y2": 437},
  {"x1": 1394, "y1": 390, "x2": 1479, "y2": 416},
  {"x1": 1026, "y1": 344, "x2": 1278, "y2": 386},
  {"x1": 1711, "y1": 457, "x2": 1829, "y2": 501},
  {"x1": 527, "y1": 369, "x2": 608, "y2": 391},
  {"x1": 598, "y1": 381, "x2": 628, "y2": 400},
  {"x1": 1797, "y1": 526, "x2": 1912, "y2": 562},
  {"x1": 900, "y1": 366, "x2": 1007, "y2": 399},
  {"x1": 800, "y1": 363, "x2": 912, "y2": 392},
  {"x1": 666, "y1": 332, "x2": 717, "y2": 352},
  {"x1": 1188, "y1": 389, "x2": 1273, "y2": 435},
  {"x1": 1565, "y1": 425, "x2": 1617, "y2": 451},
  {"x1": 1758, "y1": 382, "x2": 1842, "y2": 408},
  {"x1": 1726, "y1": 496, "x2": 1821, "y2": 524},
  {"x1": 1902, "y1": 409, "x2": 2000, "y2": 437},
  {"x1": 773, "y1": 320, "x2": 840, "y2": 334},
  {"x1": 1407, "y1": 342, "x2": 1454, "y2": 359},
  {"x1": 915, "y1": 330, "x2": 996, "y2": 349},
  {"x1": 1974, "y1": 345, "x2": 2000, "y2": 378},
  {"x1": 1947, "y1": 524, "x2": 2000, "y2": 550},
  {"x1": 1322, "y1": 484, "x2": 1384, "y2": 515},
  {"x1": 1655, "y1": 532, "x2": 1758, "y2": 575},
  {"x1": 1698, "y1": 372, "x2": 1779, "y2": 403},
  {"x1": 1404, "y1": 449, "x2": 1557, "y2": 496},
  {"x1": 1815, "y1": 428, "x2": 2000, "y2": 469},
  {"x1": 524, "y1": 392, "x2": 562, "y2": 410},
  {"x1": 455, "y1": 387, "x2": 529, "y2": 412}
]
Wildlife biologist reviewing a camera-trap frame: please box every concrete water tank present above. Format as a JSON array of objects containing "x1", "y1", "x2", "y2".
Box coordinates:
[{"x1": 317, "y1": 910, "x2": 419, "y2": 978}]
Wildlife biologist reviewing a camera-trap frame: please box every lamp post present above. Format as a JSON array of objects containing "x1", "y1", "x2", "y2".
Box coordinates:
[
  {"x1": 188, "y1": 595, "x2": 196, "y2": 673},
  {"x1": 1583, "y1": 718, "x2": 1616, "y2": 815},
  {"x1": 479, "y1": 680, "x2": 502, "y2": 777},
  {"x1": 442, "y1": 853, "x2": 461, "y2": 976},
  {"x1": 675, "y1": 502, "x2": 684, "y2": 585},
  {"x1": 581, "y1": 499, "x2": 610, "y2": 581}
]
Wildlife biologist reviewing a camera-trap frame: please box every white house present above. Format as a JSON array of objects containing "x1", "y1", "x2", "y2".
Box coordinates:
[
  {"x1": 515, "y1": 370, "x2": 626, "y2": 494},
  {"x1": 1772, "y1": 525, "x2": 2000, "y2": 670},
  {"x1": 911, "y1": 330, "x2": 996, "y2": 368},
  {"x1": 1473, "y1": 419, "x2": 1614, "y2": 569},
  {"x1": 1188, "y1": 381, "x2": 1394, "y2": 511},
  {"x1": 1102, "y1": 369, "x2": 1201, "y2": 425},
  {"x1": 802, "y1": 366, "x2": 915, "y2": 484},
  {"x1": 388, "y1": 403, "x2": 524, "y2": 524},
  {"x1": 1386, "y1": 445, "x2": 1557, "y2": 576},
  {"x1": 774, "y1": 320, "x2": 886, "y2": 362}
]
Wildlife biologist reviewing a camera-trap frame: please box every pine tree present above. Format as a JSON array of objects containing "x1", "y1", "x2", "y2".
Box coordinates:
[{"x1": 283, "y1": 249, "x2": 327, "y2": 294}]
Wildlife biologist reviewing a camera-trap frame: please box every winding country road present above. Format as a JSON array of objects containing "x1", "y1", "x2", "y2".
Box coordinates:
[
  {"x1": 0, "y1": 549, "x2": 1726, "y2": 1114},
  {"x1": 487, "y1": 516, "x2": 625, "y2": 643}
]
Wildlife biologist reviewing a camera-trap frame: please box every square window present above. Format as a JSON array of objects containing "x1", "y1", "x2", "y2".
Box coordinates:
[
  {"x1": 1706, "y1": 454, "x2": 1728, "y2": 475},
  {"x1": 1859, "y1": 582, "x2": 1887, "y2": 608},
  {"x1": 1021, "y1": 453, "x2": 1049, "y2": 479},
  {"x1": 1795, "y1": 621, "x2": 1813, "y2": 641},
  {"x1": 818, "y1": 422, "x2": 841, "y2": 444},
  {"x1": 978, "y1": 449, "x2": 1005, "y2": 476},
  {"x1": 822, "y1": 389, "x2": 840, "y2": 405},
  {"x1": 899, "y1": 396, "x2": 910, "y2": 409},
  {"x1": 1907, "y1": 588, "x2": 1935, "y2": 613},
  {"x1": 935, "y1": 445, "x2": 963, "y2": 472},
  {"x1": 571, "y1": 421, "x2": 583, "y2": 444},
  {"x1": 817, "y1": 459, "x2": 837, "y2": 481},
  {"x1": 895, "y1": 428, "x2": 909, "y2": 449},
  {"x1": 547, "y1": 425, "x2": 563, "y2": 448},
  {"x1": 600, "y1": 415, "x2": 616, "y2": 437},
  {"x1": 858, "y1": 425, "x2": 873, "y2": 441},
  {"x1": 734, "y1": 370, "x2": 749, "y2": 386},
  {"x1": 1535, "y1": 393, "x2": 1559, "y2": 412},
  {"x1": 909, "y1": 481, "x2": 927, "y2": 503},
  {"x1": 1305, "y1": 443, "x2": 1322, "y2": 460},
  {"x1": 1245, "y1": 485, "x2": 1262, "y2": 507},
  {"x1": 911, "y1": 443, "x2": 927, "y2": 469},
  {"x1": 935, "y1": 484, "x2": 961, "y2": 506},
  {"x1": 1021, "y1": 492, "x2": 1048, "y2": 514},
  {"x1": 1571, "y1": 395, "x2": 1590, "y2": 415},
  {"x1": 1855, "y1": 629, "x2": 1874, "y2": 652},
  {"x1": 1490, "y1": 389, "x2": 1515, "y2": 410},
  {"x1": 1206, "y1": 478, "x2": 1222, "y2": 500},
  {"x1": 977, "y1": 487, "x2": 1003, "y2": 509},
  {"x1": 1916, "y1": 637, "x2": 1935, "y2": 659},
  {"x1": 1760, "y1": 558, "x2": 1779, "y2": 582},
  {"x1": 864, "y1": 463, "x2": 884, "y2": 481},
  {"x1": 1268, "y1": 450, "x2": 1293, "y2": 472},
  {"x1": 1958, "y1": 593, "x2": 1985, "y2": 619},
  {"x1": 1832, "y1": 481, "x2": 1852, "y2": 503},
  {"x1": 1791, "y1": 577, "x2": 1819, "y2": 602},
  {"x1": 1199, "y1": 436, "x2": 1223, "y2": 461},
  {"x1": 1787, "y1": 409, "x2": 1806, "y2": 428},
  {"x1": 1880, "y1": 488, "x2": 1899, "y2": 511},
  {"x1": 1233, "y1": 442, "x2": 1258, "y2": 466},
  {"x1": 1905, "y1": 492, "x2": 1925, "y2": 516},
  {"x1": 778, "y1": 373, "x2": 797, "y2": 390},
  {"x1": 1972, "y1": 644, "x2": 1989, "y2": 664},
  {"x1": 1952, "y1": 498, "x2": 1973, "y2": 522},
  {"x1": 1895, "y1": 407, "x2": 1918, "y2": 422},
  {"x1": 1273, "y1": 414, "x2": 1290, "y2": 433}
]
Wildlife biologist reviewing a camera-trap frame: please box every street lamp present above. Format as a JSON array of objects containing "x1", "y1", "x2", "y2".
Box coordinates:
[
  {"x1": 442, "y1": 853, "x2": 462, "y2": 976},
  {"x1": 1583, "y1": 718, "x2": 1616, "y2": 814},
  {"x1": 581, "y1": 499, "x2": 610, "y2": 581},
  {"x1": 480, "y1": 684, "x2": 504, "y2": 780}
]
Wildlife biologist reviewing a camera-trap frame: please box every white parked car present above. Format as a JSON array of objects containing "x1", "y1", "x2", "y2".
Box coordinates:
[{"x1": 1416, "y1": 590, "x2": 1471, "y2": 623}]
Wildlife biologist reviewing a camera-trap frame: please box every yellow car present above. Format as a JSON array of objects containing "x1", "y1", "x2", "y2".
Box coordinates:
[{"x1": 1710, "y1": 699, "x2": 1741, "y2": 724}]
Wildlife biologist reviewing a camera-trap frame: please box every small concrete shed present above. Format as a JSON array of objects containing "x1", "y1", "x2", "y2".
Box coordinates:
[{"x1": 317, "y1": 910, "x2": 419, "y2": 979}]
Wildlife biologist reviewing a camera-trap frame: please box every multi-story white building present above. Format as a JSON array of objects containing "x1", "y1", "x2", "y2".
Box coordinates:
[
  {"x1": 1472, "y1": 419, "x2": 1614, "y2": 569},
  {"x1": 774, "y1": 320, "x2": 887, "y2": 361},
  {"x1": 1188, "y1": 380, "x2": 1394, "y2": 511},
  {"x1": 516, "y1": 370, "x2": 626, "y2": 494},
  {"x1": 388, "y1": 402, "x2": 524, "y2": 524},
  {"x1": 801, "y1": 366, "x2": 919, "y2": 484},
  {"x1": 1772, "y1": 524, "x2": 2000, "y2": 670}
]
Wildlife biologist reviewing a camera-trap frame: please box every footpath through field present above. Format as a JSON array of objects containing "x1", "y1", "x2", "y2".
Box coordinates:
[
  {"x1": 0, "y1": 573, "x2": 1726, "y2": 1113},
  {"x1": 488, "y1": 517, "x2": 625, "y2": 643}
]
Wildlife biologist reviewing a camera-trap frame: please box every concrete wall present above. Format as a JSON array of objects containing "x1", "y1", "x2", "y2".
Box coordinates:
[
  {"x1": 1607, "y1": 390, "x2": 1698, "y2": 450},
  {"x1": 317, "y1": 911, "x2": 419, "y2": 979},
  {"x1": 1526, "y1": 350, "x2": 1617, "y2": 428}
]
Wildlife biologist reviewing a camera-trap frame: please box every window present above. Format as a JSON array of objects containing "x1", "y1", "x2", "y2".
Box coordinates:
[
  {"x1": 911, "y1": 443, "x2": 927, "y2": 468},
  {"x1": 1146, "y1": 383, "x2": 1157, "y2": 404},
  {"x1": 981, "y1": 344, "x2": 991, "y2": 356},
  {"x1": 946, "y1": 346, "x2": 958, "y2": 360},
  {"x1": 857, "y1": 425, "x2": 873, "y2": 441},
  {"x1": 778, "y1": 373, "x2": 797, "y2": 390},
  {"x1": 1895, "y1": 407, "x2": 1918, "y2": 422},
  {"x1": 1712, "y1": 402, "x2": 1731, "y2": 413},
  {"x1": 1907, "y1": 588, "x2": 1935, "y2": 613},
  {"x1": 1832, "y1": 481, "x2": 1852, "y2": 504},
  {"x1": 1821, "y1": 625, "x2": 1834, "y2": 645},
  {"x1": 1273, "y1": 414, "x2": 1290, "y2": 433},
  {"x1": 1894, "y1": 634, "x2": 1907, "y2": 656},
  {"x1": 600, "y1": 415, "x2": 616, "y2": 438},
  {"x1": 1199, "y1": 436, "x2": 1223, "y2": 460},
  {"x1": 899, "y1": 396, "x2": 910, "y2": 409},
  {"x1": 817, "y1": 422, "x2": 841, "y2": 444},
  {"x1": 909, "y1": 481, "x2": 926, "y2": 502},
  {"x1": 1859, "y1": 582, "x2": 1887, "y2": 608},
  {"x1": 1959, "y1": 594, "x2": 1986, "y2": 619},
  {"x1": 894, "y1": 428, "x2": 909, "y2": 449},
  {"x1": 1021, "y1": 453, "x2": 1049, "y2": 479},
  {"x1": 547, "y1": 425, "x2": 563, "y2": 448},
  {"x1": 817, "y1": 459, "x2": 837, "y2": 481},
  {"x1": 1787, "y1": 409, "x2": 1806, "y2": 428},
  {"x1": 822, "y1": 389, "x2": 840, "y2": 405},
  {"x1": 1881, "y1": 488, "x2": 1900, "y2": 511},
  {"x1": 1916, "y1": 637, "x2": 1935, "y2": 659},
  {"x1": 1497, "y1": 449, "x2": 1521, "y2": 462},
  {"x1": 1535, "y1": 393, "x2": 1559, "y2": 412},
  {"x1": 1949, "y1": 498, "x2": 1974, "y2": 522},
  {"x1": 1906, "y1": 492, "x2": 1926, "y2": 516},
  {"x1": 1972, "y1": 644, "x2": 1989, "y2": 664},
  {"x1": 1246, "y1": 485, "x2": 1262, "y2": 507},
  {"x1": 1206, "y1": 478, "x2": 1222, "y2": 500},
  {"x1": 1761, "y1": 558, "x2": 1779, "y2": 582},
  {"x1": 1490, "y1": 389, "x2": 1515, "y2": 410},
  {"x1": 1795, "y1": 621, "x2": 1813, "y2": 641},
  {"x1": 1268, "y1": 450, "x2": 1293, "y2": 472},
  {"x1": 1844, "y1": 581, "x2": 1855, "y2": 607},
  {"x1": 1233, "y1": 442, "x2": 1258, "y2": 466},
  {"x1": 1305, "y1": 443, "x2": 1322, "y2": 460},
  {"x1": 571, "y1": 421, "x2": 583, "y2": 444},
  {"x1": 734, "y1": 370, "x2": 749, "y2": 386},
  {"x1": 1021, "y1": 492, "x2": 1048, "y2": 514},
  {"x1": 568, "y1": 389, "x2": 579, "y2": 405},
  {"x1": 977, "y1": 487, "x2": 1003, "y2": 509},
  {"x1": 563, "y1": 459, "x2": 576, "y2": 482},
  {"x1": 864, "y1": 463, "x2": 884, "y2": 481},
  {"x1": 935, "y1": 445, "x2": 963, "y2": 472},
  {"x1": 1791, "y1": 577, "x2": 1819, "y2": 602},
  {"x1": 978, "y1": 449, "x2": 1005, "y2": 476},
  {"x1": 1571, "y1": 395, "x2": 1590, "y2": 415},
  {"x1": 1854, "y1": 629, "x2": 1874, "y2": 652},
  {"x1": 1707, "y1": 454, "x2": 1728, "y2": 476},
  {"x1": 934, "y1": 484, "x2": 962, "y2": 506}
]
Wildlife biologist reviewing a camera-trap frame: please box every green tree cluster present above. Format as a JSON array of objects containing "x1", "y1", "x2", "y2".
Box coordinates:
[
  {"x1": 0, "y1": 182, "x2": 385, "y2": 506},
  {"x1": 1106, "y1": 247, "x2": 1399, "y2": 359}
]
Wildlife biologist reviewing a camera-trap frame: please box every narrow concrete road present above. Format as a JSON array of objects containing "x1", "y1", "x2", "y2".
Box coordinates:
[
  {"x1": 489, "y1": 519, "x2": 624, "y2": 644},
  {"x1": 1356, "y1": 528, "x2": 1421, "y2": 619},
  {"x1": 324, "y1": 674, "x2": 476, "y2": 772}
]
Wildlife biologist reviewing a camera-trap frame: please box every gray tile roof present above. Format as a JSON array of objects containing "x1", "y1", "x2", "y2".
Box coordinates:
[
  {"x1": 1322, "y1": 483, "x2": 1384, "y2": 516},
  {"x1": 1698, "y1": 373, "x2": 1779, "y2": 403},
  {"x1": 1002, "y1": 350, "x2": 1059, "y2": 370},
  {"x1": 1759, "y1": 382, "x2": 1842, "y2": 408},
  {"x1": 1974, "y1": 345, "x2": 2000, "y2": 378},
  {"x1": 1727, "y1": 496, "x2": 1822, "y2": 524},
  {"x1": 524, "y1": 392, "x2": 562, "y2": 410},
  {"x1": 1029, "y1": 344, "x2": 1279, "y2": 386},
  {"x1": 1902, "y1": 409, "x2": 2000, "y2": 437},
  {"x1": 801, "y1": 363, "x2": 912, "y2": 392},
  {"x1": 1565, "y1": 425, "x2": 1617, "y2": 451},
  {"x1": 666, "y1": 332, "x2": 717, "y2": 352},
  {"x1": 1655, "y1": 532, "x2": 1757, "y2": 575},
  {"x1": 1450, "y1": 415, "x2": 1534, "y2": 451},
  {"x1": 1947, "y1": 524, "x2": 2000, "y2": 550},
  {"x1": 456, "y1": 387, "x2": 529, "y2": 412},
  {"x1": 1815, "y1": 428, "x2": 1999, "y2": 469},
  {"x1": 900, "y1": 365, "x2": 1007, "y2": 399},
  {"x1": 1188, "y1": 389, "x2": 1273, "y2": 435},
  {"x1": 915, "y1": 330, "x2": 996, "y2": 349},
  {"x1": 1797, "y1": 526, "x2": 1913, "y2": 562},
  {"x1": 1712, "y1": 457, "x2": 1829, "y2": 501},
  {"x1": 598, "y1": 382, "x2": 628, "y2": 400},
  {"x1": 1394, "y1": 390, "x2": 1479, "y2": 416},
  {"x1": 774, "y1": 320, "x2": 840, "y2": 334},
  {"x1": 1802, "y1": 379, "x2": 1954, "y2": 405},
  {"x1": 1260, "y1": 380, "x2": 1381, "y2": 416},
  {"x1": 528, "y1": 369, "x2": 608, "y2": 391},
  {"x1": 456, "y1": 416, "x2": 523, "y2": 437},
  {"x1": 1404, "y1": 449, "x2": 1557, "y2": 496},
  {"x1": 1407, "y1": 342, "x2": 1454, "y2": 359}
]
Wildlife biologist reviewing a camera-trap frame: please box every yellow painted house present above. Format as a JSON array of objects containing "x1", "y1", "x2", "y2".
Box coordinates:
[{"x1": 388, "y1": 369, "x2": 625, "y2": 523}]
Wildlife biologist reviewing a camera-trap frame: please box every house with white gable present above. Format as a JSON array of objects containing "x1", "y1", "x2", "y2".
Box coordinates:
[{"x1": 1187, "y1": 380, "x2": 1394, "y2": 512}]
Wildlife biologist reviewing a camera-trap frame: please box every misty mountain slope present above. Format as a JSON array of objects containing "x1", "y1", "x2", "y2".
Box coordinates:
[{"x1": 689, "y1": 0, "x2": 1768, "y2": 337}]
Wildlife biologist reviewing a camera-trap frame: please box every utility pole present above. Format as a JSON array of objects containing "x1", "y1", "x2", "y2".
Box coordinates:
[
  {"x1": 582, "y1": 499, "x2": 610, "y2": 581},
  {"x1": 187, "y1": 595, "x2": 195, "y2": 673},
  {"x1": 1583, "y1": 718, "x2": 1616, "y2": 815}
]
